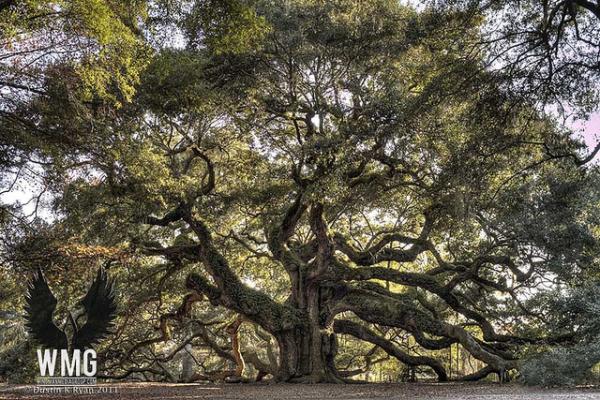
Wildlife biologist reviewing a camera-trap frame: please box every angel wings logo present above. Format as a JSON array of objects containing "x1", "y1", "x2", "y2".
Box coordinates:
[{"x1": 25, "y1": 268, "x2": 117, "y2": 387}]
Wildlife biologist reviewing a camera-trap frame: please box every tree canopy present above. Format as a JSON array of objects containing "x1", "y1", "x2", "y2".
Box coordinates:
[{"x1": 1, "y1": 0, "x2": 599, "y2": 385}]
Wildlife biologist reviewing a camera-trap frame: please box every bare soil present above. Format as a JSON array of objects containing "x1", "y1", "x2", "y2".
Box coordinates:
[{"x1": 2, "y1": 382, "x2": 600, "y2": 400}]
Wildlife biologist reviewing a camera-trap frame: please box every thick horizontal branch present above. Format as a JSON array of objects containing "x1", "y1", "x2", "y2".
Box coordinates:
[
  {"x1": 145, "y1": 203, "x2": 187, "y2": 226},
  {"x1": 184, "y1": 214, "x2": 303, "y2": 333},
  {"x1": 333, "y1": 233, "x2": 432, "y2": 266},
  {"x1": 333, "y1": 319, "x2": 448, "y2": 381},
  {"x1": 457, "y1": 365, "x2": 496, "y2": 382},
  {"x1": 331, "y1": 261, "x2": 531, "y2": 345},
  {"x1": 334, "y1": 285, "x2": 517, "y2": 372}
]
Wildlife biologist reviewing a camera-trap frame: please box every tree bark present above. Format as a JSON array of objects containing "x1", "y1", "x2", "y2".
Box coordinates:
[{"x1": 273, "y1": 268, "x2": 344, "y2": 382}]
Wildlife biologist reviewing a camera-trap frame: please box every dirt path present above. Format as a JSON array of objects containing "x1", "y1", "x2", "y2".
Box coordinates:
[{"x1": 2, "y1": 382, "x2": 600, "y2": 400}]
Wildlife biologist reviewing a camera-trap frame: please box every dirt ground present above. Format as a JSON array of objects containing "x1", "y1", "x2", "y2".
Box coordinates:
[{"x1": 2, "y1": 382, "x2": 600, "y2": 400}]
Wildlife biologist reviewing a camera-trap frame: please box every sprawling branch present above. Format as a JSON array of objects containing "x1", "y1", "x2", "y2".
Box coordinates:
[
  {"x1": 333, "y1": 319, "x2": 448, "y2": 381},
  {"x1": 332, "y1": 214, "x2": 435, "y2": 266},
  {"x1": 334, "y1": 285, "x2": 517, "y2": 372},
  {"x1": 145, "y1": 203, "x2": 188, "y2": 226},
  {"x1": 184, "y1": 213, "x2": 303, "y2": 333},
  {"x1": 331, "y1": 260, "x2": 533, "y2": 345},
  {"x1": 457, "y1": 365, "x2": 496, "y2": 382}
]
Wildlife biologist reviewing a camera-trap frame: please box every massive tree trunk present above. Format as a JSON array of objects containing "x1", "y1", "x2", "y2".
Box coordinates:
[
  {"x1": 274, "y1": 265, "x2": 343, "y2": 382},
  {"x1": 275, "y1": 327, "x2": 341, "y2": 383}
]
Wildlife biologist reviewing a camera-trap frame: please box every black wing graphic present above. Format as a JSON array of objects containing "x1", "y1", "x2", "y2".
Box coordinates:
[
  {"x1": 72, "y1": 268, "x2": 117, "y2": 350},
  {"x1": 24, "y1": 269, "x2": 68, "y2": 350}
]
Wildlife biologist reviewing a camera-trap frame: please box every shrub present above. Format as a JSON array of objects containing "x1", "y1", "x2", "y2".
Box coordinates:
[{"x1": 520, "y1": 344, "x2": 600, "y2": 386}]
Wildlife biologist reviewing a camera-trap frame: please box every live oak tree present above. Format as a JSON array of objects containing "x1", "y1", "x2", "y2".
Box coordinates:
[{"x1": 1, "y1": 0, "x2": 599, "y2": 384}]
